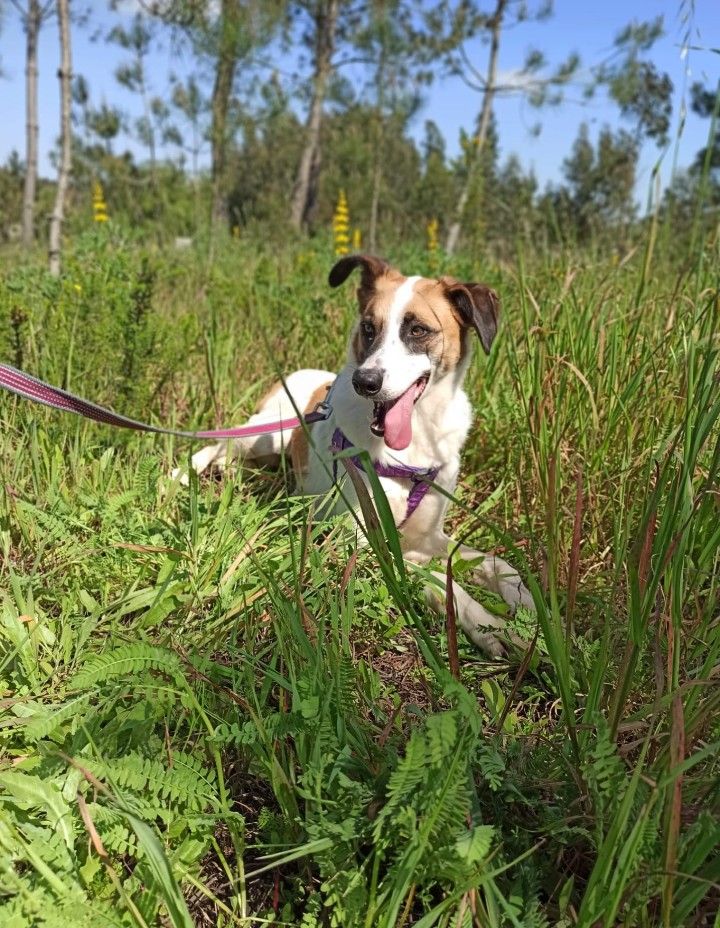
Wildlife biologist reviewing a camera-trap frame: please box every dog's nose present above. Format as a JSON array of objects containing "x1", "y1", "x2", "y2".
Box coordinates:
[{"x1": 352, "y1": 367, "x2": 384, "y2": 397}]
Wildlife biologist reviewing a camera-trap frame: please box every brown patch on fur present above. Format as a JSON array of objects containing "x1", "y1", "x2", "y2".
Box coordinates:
[
  {"x1": 255, "y1": 380, "x2": 284, "y2": 413},
  {"x1": 439, "y1": 277, "x2": 499, "y2": 356},
  {"x1": 406, "y1": 279, "x2": 467, "y2": 373},
  {"x1": 343, "y1": 264, "x2": 497, "y2": 371},
  {"x1": 353, "y1": 267, "x2": 406, "y2": 363},
  {"x1": 288, "y1": 381, "x2": 334, "y2": 477}
]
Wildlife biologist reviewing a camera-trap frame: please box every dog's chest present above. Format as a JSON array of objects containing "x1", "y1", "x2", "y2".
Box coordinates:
[{"x1": 301, "y1": 383, "x2": 472, "y2": 527}]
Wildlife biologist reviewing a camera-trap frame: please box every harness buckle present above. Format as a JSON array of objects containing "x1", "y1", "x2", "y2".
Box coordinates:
[
  {"x1": 312, "y1": 400, "x2": 333, "y2": 420},
  {"x1": 312, "y1": 381, "x2": 335, "y2": 421}
]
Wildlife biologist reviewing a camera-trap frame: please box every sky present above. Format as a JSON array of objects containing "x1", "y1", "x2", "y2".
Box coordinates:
[{"x1": 0, "y1": 0, "x2": 718, "y2": 203}]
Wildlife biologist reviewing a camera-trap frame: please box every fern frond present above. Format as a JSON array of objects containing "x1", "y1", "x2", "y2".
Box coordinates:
[
  {"x1": 426, "y1": 712, "x2": 458, "y2": 767},
  {"x1": 103, "y1": 489, "x2": 140, "y2": 517},
  {"x1": 68, "y1": 644, "x2": 184, "y2": 690},
  {"x1": 374, "y1": 732, "x2": 427, "y2": 840},
  {"x1": 24, "y1": 694, "x2": 91, "y2": 742},
  {"x1": 86, "y1": 750, "x2": 216, "y2": 811}
]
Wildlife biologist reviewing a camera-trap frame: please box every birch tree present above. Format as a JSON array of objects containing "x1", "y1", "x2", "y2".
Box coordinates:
[{"x1": 48, "y1": 0, "x2": 72, "y2": 276}]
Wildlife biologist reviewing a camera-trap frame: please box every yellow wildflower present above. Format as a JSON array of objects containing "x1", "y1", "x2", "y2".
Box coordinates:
[
  {"x1": 333, "y1": 190, "x2": 351, "y2": 256},
  {"x1": 92, "y1": 181, "x2": 109, "y2": 223},
  {"x1": 427, "y1": 218, "x2": 439, "y2": 271}
]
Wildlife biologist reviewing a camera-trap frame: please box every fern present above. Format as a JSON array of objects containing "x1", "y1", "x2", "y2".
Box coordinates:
[
  {"x1": 337, "y1": 653, "x2": 356, "y2": 716},
  {"x1": 583, "y1": 713, "x2": 626, "y2": 830},
  {"x1": 86, "y1": 750, "x2": 216, "y2": 811},
  {"x1": 476, "y1": 741, "x2": 506, "y2": 792},
  {"x1": 373, "y1": 732, "x2": 427, "y2": 839},
  {"x1": 24, "y1": 694, "x2": 91, "y2": 742},
  {"x1": 455, "y1": 824, "x2": 494, "y2": 864},
  {"x1": 0, "y1": 770, "x2": 75, "y2": 853},
  {"x1": 103, "y1": 488, "x2": 140, "y2": 518},
  {"x1": 68, "y1": 643, "x2": 185, "y2": 690},
  {"x1": 132, "y1": 456, "x2": 158, "y2": 495},
  {"x1": 425, "y1": 712, "x2": 458, "y2": 766}
]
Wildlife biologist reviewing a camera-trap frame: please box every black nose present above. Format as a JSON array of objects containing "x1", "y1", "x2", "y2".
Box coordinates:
[{"x1": 352, "y1": 367, "x2": 384, "y2": 397}]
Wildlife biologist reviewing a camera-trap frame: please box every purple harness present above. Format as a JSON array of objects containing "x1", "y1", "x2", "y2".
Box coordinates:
[{"x1": 331, "y1": 428, "x2": 439, "y2": 526}]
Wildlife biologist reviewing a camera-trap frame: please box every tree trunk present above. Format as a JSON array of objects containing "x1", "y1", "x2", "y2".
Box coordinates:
[
  {"x1": 445, "y1": 0, "x2": 506, "y2": 256},
  {"x1": 289, "y1": 0, "x2": 339, "y2": 231},
  {"x1": 22, "y1": 0, "x2": 41, "y2": 248},
  {"x1": 48, "y1": 0, "x2": 72, "y2": 277},
  {"x1": 210, "y1": 0, "x2": 241, "y2": 230},
  {"x1": 368, "y1": 42, "x2": 387, "y2": 253}
]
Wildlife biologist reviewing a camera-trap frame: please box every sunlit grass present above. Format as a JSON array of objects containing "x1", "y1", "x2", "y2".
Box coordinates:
[{"x1": 0, "y1": 224, "x2": 718, "y2": 926}]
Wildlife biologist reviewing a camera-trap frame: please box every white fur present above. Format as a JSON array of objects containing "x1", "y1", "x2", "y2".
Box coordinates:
[
  {"x1": 359, "y1": 276, "x2": 431, "y2": 400},
  {"x1": 171, "y1": 279, "x2": 534, "y2": 656}
]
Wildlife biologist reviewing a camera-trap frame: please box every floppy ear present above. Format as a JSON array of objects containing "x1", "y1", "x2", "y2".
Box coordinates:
[
  {"x1": 328, "y1": 254, "x2": 391, "y2": 290},
  {"x1": 442, "y1": 280, "x2": 500, "y2": 355}
]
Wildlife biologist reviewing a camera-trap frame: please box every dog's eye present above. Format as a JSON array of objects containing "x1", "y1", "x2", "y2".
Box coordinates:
[
  {"x1": 410, "y1": 324, "x2": 430, "y2": 338},
  {"x1": 361, "y1": 321, "x2": 375, "y2": 340}
]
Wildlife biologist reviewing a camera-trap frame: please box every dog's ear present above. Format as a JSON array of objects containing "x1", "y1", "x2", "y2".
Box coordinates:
[
  {"x1": 328, "y1": 254, "x2": 391, "y2": 290},
  {"x1": 442, "y1": 279, "x2": 499, "y2": 355}
]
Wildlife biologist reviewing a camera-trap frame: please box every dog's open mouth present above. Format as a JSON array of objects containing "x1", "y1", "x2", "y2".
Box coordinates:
[{"x1": 370, "y1": 373, "x2": 430, "y2": 451}]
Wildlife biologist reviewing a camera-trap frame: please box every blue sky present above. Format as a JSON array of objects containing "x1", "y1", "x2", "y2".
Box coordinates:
[{"x1": 0, "y1": 0, "x2": 717, "y2": 202}]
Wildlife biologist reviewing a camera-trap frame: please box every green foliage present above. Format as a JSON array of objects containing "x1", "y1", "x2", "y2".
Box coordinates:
[{"x1": 1, "y1": 228, "x2": 719, "y2": 926}]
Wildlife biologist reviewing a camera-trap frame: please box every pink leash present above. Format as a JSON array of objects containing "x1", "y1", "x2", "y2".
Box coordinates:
[{"x1": 0, "y1": 362, "x2": 331, "y2": 439}]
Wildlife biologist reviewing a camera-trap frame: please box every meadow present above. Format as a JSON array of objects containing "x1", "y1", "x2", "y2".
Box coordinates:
[{"x1": 0, "y1": 224, "x2": 718, "y2": 927}]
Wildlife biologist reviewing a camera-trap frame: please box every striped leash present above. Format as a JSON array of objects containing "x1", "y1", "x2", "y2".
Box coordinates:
[{"x1": 0, "y1": 363, "x2": 332, "y2": 439}]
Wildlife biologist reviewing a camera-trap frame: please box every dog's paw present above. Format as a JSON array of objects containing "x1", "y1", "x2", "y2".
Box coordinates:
[
  {"x1": 502, "y1": 577, "x2": 535, "y2": 615},
  {"x1": 170, "y1": 466, "x2": 191, "y2": 486},
  {"x1": 474, "y1": 631, "x2": 506, "y2": 660},
  {"x1": 468, "y1": 558, "x2": 535, "y2": 616}
]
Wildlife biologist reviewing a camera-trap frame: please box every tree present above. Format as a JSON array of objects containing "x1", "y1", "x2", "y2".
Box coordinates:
[
  {"x1": 109, "y1": 13, "x2": 171, "y2": 185},
  {"x1": 559, "y1": 123, "x2": 638, "y2": 242},
  {"x1": 438, "y1": 0, "x2": 578, "y2": 254},
  {"x1": 413, "y1": 120, "x2": 455, "y2": 228},
  {"x1": 170, "y1": 73, "x2": 207, "y2": 177},
  {"x1": 11, "y1": 0, "x2": 55, "y2": 247},
  {"x1": 593, "y1": 17, "x2": 673, "y2": 147},
  {"x1": 355, "y1": 0, "x2": 427, "y2": 251},
  {"x1": 289, "y1": 0, "x2": 341, "y2": 230},
  {"x1": 690, "y1": 80, "x2": 720, "y2": 178},
  {"x1": 48, "y1": 0, "x2": 72, "y2": 276},
  {"x1": 139, "y1": 0, "x2": 283, "y2": 230}
]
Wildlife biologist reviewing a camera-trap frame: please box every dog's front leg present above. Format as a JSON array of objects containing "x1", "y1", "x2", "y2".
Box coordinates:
[
  {"x1": 452, "y1": 544, "x2": 535, "y2": 615},
  {"x1": 405, "y1": 520, "x2": 534, "y2": 616},
  {"x1": 171, "y1": 441, "x2": 236, "y2": 485},
  {"x1": 402, "y1": 521, "x2": 509, "y2": 657},
  {"x1": 403, "y1": 520, "x2": 534, "y2": 656},
  {"x1": 424, "y1": 569, "x2": 507, "y2": 658}
]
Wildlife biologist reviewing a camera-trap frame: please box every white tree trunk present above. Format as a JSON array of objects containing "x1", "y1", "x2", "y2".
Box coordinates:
[
  {"x1": 445, "y1": 0, "x2": 506, "y2": 256},
  {"x1": 21, "y1": 0, "x2": 41, "y2": 248},
  {"x1": 48, "y1": 0, "x2": 72, "y2": 277}
]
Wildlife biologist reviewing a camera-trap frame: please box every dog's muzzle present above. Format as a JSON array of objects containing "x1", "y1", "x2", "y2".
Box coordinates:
[{"x1": 352, "y1": 367, "x2": 384, "y2": 397}]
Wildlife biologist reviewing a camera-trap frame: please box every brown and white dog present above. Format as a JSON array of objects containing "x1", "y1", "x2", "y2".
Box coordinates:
[{"x1": 173, "y1": 254, "x2": 533, "y2": 655}]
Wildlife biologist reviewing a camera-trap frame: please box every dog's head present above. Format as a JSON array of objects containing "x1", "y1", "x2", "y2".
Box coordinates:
[{"x1": 328, "y1": 254, "x2": 499, "y2": 451}]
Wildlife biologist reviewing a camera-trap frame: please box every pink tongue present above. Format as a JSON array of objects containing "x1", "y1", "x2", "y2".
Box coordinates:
[{"x1": 383, "y1": 382, "x2": 420, "y2": 451}]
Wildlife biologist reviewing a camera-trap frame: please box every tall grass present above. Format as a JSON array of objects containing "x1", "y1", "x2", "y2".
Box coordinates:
[{"x1": 0, "y1": 218, "x2": 718, "y2": 926}]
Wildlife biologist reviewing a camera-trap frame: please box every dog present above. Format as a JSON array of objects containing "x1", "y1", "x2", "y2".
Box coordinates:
[{"x1": 173, "y1": 254, "x2": 533, "y2": 656}]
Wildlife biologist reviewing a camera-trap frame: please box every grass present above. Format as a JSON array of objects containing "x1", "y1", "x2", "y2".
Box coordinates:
[{"x1": 0, "y1": 225, "x2": 718, "y2": 927}]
